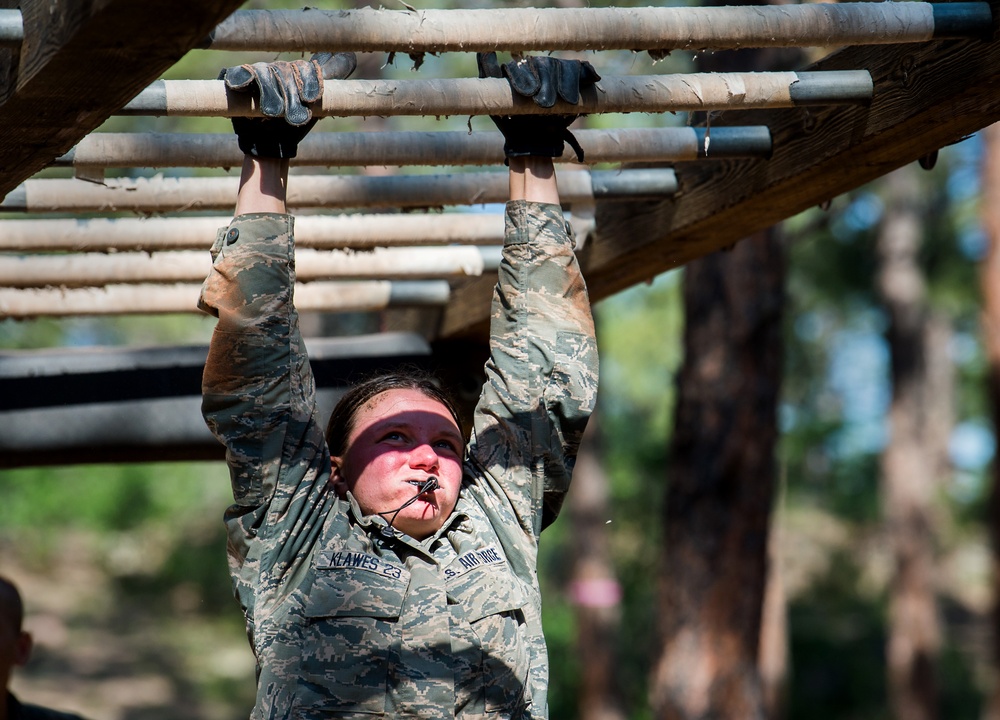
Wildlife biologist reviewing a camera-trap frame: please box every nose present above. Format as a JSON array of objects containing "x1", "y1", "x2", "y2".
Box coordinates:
[{"x1": 408, "y1": 443, "x2": 440, "y2": 471}]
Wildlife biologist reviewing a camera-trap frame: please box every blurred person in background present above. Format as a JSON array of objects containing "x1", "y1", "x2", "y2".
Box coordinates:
[{"x1": 0, "y1": 577, "x2": 88, "y2": 720}]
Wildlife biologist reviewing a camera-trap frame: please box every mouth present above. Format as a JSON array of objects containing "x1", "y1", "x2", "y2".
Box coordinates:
[{"x1": 407, "y1": 477, "x2": 439, "y2": 495}]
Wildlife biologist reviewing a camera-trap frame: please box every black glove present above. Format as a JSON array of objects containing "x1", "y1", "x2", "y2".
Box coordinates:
[
  {"x1": 477, "y1": 52, "x2": 600, "y2": 162},
  {"x1": 220, "y1": 52, "x2": 357, "y2": 159}
]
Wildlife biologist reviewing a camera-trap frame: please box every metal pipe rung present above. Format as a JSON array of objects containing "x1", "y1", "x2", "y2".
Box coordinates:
[
  {"x1": 0, "y1": 9, "x2": 22, "y2": 47},
  {"x1": 119, "y1": 73, "x2": 872, "y2": 119},
  {"x1": 201, "y1": 4, "x2": 992, "y2": 53},
  {"x1": 2, "y1": 169, "x2": 681, "y2": 214},
  {"x1": 1, "y1": 4, "x2": 991, "y2": 50},
  {"x1": 0, "y1": 247, "x2": 499, "y2": 287},
  {"x1": 0, "y1": 281, "x2": 451, "y2": 318},
  {"x1": 49, "y1": 128, "x2": 769, "y2": 170}
]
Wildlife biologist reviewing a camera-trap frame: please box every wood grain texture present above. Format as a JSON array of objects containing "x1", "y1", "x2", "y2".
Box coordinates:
[
  {"x1": 0, "y1": 0, "x2": 245, "y2": 197},
  {"x1": 440, "y1": 27, "x2": 1000, "y2": 340}
]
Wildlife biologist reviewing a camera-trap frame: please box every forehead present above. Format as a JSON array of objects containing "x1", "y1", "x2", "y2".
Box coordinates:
[{"x1": 350, "y1": 389, "x2": 459, "y2": 436}]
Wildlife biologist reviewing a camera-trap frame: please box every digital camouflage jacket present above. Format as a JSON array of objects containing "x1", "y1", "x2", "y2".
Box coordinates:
[{"x1": 199, "y1": 201, "x2": 598, "y2": 719}]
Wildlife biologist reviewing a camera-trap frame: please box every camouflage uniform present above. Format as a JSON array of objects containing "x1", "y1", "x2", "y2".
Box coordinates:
[{"x1": 199, "y1": 200, "x2": 598, "y2": 719}]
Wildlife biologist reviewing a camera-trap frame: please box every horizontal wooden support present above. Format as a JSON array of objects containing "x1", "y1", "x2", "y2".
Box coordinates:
[
  {"x1": 0, "y1": 213, "x2": 509, "y2": 251},
  {"x1": 0, "y1": 280, "x2": 451, "y2": 318},
  {"x1": 53, "y1": 127, "x2": 770, "y2": 169},
  {"x1": 0, "y1": 246, "x2": 499, "y2": 287},
  {"x1": 1, "y1": 169, "x2": 678, "y2": 213},
  {"x1": 200, "y1": 4, "x2": 992, "y2": 53},
  {"x1": 0, "y1": 0, "x2": 247, "y2": 200},
  {"x1": 0, "y1": 333, "x2": 439, "y2": 467},
  {"x1": 0, "y1": 334, "x2": 419, "y2": 382},
  {"x1": 119, "y1": 72, "x2": 873, "y2": 118},
  {"x1": 0, "y1": 332, "x2": 430, "y2": 409}
]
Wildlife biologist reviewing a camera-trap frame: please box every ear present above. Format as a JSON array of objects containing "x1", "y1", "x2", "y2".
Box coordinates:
[
  {"x1": 330, "y1": 456, "x2": 349, "y2": 498},
  {"x1": 14, "y1": 631, "x2": 32, "y2": 666}
]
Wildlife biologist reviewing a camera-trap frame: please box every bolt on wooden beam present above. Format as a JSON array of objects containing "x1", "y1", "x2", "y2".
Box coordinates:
[
  {"x1": 0, "y1": 214, "x2": 510, "y2": 251},
  {"x1": 119, "y1": 72, "x2": 872, "y2": 118},
  {"x1": 0, "y1": 281, "x2": 451, "y2": 319},
  {"x1": 2, "y1": 169, "x2": 678, "y2": 214},
  {"x1": 198, "y1": 4, "x2": 991, "y2": 53},
  {"x1": 51, "y1": 127, "x2": 770, "y2": 169},
  {"x1": 0, "y1": 246, "x2": 501, "y2": 288}
]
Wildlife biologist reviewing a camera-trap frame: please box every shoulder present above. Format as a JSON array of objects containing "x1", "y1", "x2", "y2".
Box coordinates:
[{"x1": 12, "y1": 696, "x2": 88, "y2": 720}]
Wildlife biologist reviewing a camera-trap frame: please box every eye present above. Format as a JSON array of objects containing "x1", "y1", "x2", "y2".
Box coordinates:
[
  {"x1": 379, "y1": 431, "x2": 406, "y2": 443},
  {"x1": 434, "y1": 438, "x2": 461, "y2": 455}
]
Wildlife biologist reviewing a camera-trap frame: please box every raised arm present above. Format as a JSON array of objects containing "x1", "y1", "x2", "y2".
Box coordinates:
[
  {"x1": 199, "y1": 54, "x2": 355, "y2": 615},
  {"x1": 468, "y1": 54, "x2": 601, "y2": 538},
  {"x1": 235, "y1": 156, "x2": 288, "y2": 215},
  {"x1": 508, "y1": 156, "x2": 561, "y2": 205}
]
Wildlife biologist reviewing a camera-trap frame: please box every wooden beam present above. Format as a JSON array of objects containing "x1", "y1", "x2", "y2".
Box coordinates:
[
  {"x1": 0, "y1": 0, "x2": 246, "y2": 199},
  {"x1": 0, "y1": 334, "x2": 435, "y2": 468},
  {"x1": 439, "y1": 30, "x2": 1000, "y2": 339}
]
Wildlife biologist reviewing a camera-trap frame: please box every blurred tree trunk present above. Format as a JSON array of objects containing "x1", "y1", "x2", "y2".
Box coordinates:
[
  {"x1": 568, "y1": 414, "x2": 626, "y2": 720},
  {"x1": 979, "y1": 123, "x2": 1000, "y2": 720},
  {"x1": 648, "y1": 1, "x2": 797, "y2": 712},
  {"x1": 650, "y1": 228, "x2": 786, "y2": 720},
  {"x1": 875, "y1": 164, "x2": 945, "y2": 720}
]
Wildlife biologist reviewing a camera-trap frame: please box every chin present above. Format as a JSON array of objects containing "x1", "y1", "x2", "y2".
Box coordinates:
[{"x1": 401, "y1": 517, "x2": 442, "y2": 540}]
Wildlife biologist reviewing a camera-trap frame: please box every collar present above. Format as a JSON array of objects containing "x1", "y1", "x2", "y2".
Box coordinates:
[{"x1": 344, "y1": 490, "x2": 472, "y2": 555}]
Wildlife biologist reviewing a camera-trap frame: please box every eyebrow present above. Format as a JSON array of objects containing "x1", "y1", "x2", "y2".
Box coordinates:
[{"x1": 373, "y1": 419, "x2": 462, "y2": 443}]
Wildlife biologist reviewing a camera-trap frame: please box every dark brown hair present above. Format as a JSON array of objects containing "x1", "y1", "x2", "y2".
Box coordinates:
[{"x1": 325, "y1": 370, "x2": 465, "y2": 457}]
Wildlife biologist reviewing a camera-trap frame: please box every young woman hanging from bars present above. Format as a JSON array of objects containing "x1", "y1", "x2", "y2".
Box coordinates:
[{"x1": 199, "y1": 49, "x2": 600, "y2": 719}]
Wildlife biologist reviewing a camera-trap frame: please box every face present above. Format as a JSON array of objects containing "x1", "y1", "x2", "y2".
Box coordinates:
[{"x1": 331, "y1": 389, "x2": 464, "y2": 540}]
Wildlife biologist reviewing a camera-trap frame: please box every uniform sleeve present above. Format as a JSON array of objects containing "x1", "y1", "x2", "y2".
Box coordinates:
[
  {"x1": 198, "y1": 213, "x2": 334, "y2": 621},
  {"x1": 468, "y1": 200, "x2": 599, "y2": 538}
]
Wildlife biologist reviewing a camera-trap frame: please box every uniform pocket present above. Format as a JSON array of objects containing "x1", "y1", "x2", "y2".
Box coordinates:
[
  {"x1": 294, "y1": 567, "x2": 407, "y2": 715},
  {"x1": 447, "y1": 562, "x2": 530, "y2": 714}
]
